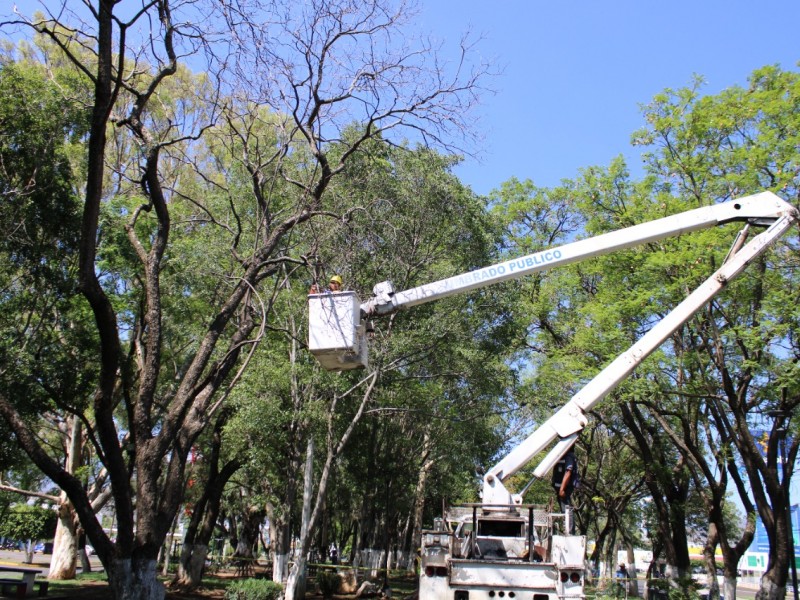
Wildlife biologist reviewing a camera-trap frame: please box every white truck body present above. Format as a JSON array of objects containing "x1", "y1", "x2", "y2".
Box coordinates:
[{"x1": 419, "y1": 505, "x2": 586, "y2": 600}]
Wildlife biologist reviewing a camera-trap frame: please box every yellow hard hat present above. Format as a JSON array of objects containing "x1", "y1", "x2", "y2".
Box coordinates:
[{"x1": 329, "y1": 275, "x2": 343, "y2": 285}]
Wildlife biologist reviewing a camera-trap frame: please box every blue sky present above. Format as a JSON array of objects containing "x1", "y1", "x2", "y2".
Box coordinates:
[
  {"x1": 419, "y1": 1, "x2": 800, "y2": 513},
  {"x1": 418, "y1": 0, "x2": 800, "y2": 196},
  {"x1": 9, "y1": 0, "x2": 796, "y2": 199}
]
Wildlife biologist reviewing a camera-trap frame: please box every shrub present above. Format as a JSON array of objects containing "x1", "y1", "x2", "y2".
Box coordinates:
[
  {"x1": 645, "y1": 576, "x2": 702, "y2": 600},
  {"x1": 223, "y1": 578, "x2": 283, "y2": 600},
  {"x1": 316, "y1": 569, "x2": 341, "y2": 599}
]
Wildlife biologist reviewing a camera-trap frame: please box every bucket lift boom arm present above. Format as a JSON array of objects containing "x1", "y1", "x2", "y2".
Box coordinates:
[
  {"x1": 309, "y1": 192, "x2": 798, "y2": 503},
  {"x1": 361, "y1": 192, "x2": 794, "y2": 316},
  {"x1": 482, "y1": 208, "x2": 797, "y2": 505}
]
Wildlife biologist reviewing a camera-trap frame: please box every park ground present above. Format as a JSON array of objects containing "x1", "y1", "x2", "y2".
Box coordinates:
[
  {"x1": 0, "y1": 549, "x2": 419, "y2": 599},
  {"x1": 1, "y1": 568, "x2": 417, "y2": 599},
  {"x1": 0, "y1": 550, "x2": 760, "y2": 600}
]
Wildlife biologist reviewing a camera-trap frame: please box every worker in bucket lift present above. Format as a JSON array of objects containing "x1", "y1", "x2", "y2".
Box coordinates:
[
  {"x1": 309, "y1": 274, "x2": 344, "y2": 294},
  {"x1": 328, "y1": 275, "x2": 343, "y2": 291}
]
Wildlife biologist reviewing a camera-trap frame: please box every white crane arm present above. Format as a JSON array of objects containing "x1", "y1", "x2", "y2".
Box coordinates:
[
  {"x1": 481, "y1": 210, "x2": 798, "y2": 505},
  {"x1": 310, "y1": 191, "x2": 797, "y2": 502},
  {"x1": 361, "y1": 192, "x2": 793, "y2": 316},
  {"x1": 308, "y1": 192, "x2": 797, "y2": 494}
]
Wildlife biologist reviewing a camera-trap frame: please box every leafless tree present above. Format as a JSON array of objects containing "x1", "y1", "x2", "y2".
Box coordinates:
[{"x1": 0, "y1": 0, "x2": 490, "y2": 598}]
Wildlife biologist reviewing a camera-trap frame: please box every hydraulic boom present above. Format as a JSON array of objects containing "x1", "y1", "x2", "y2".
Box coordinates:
[
  {"x1": 482, "y1": 210, "x2": 797, "y2": 504},
  {"x1": 308, "y1": 191, "x2": 798, "y2": 496},
  {"x1": 308, "y1": 191, "x2": 797, "y2": 600}
]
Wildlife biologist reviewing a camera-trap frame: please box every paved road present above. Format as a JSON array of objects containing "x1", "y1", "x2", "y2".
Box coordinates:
[{"x1": 0, "y1": 549, "x2": 103, "y2": 577}]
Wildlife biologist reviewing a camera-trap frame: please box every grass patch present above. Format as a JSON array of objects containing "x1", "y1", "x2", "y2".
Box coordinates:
[
  {"x1": 195, "y1": 574, "x2": 234, "y2": 591},
  {"x1": 223, "y1": 578, "x2": 283, "y2": 600},
  {"x1": 46, "y1": 571, "x2": 108, "y2": 595},
  {"x1": 388, "y1": 573, "x2": 417, "y2": 596}
]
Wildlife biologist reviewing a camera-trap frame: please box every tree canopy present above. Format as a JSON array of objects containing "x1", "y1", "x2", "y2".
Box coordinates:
[{"x1": 0, "y1": 4, "x2": 798, "y2": 600}]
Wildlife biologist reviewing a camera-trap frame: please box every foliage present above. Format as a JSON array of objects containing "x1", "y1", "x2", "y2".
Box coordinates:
[
  {"x1": 630, "y1": 65, "x2": 800, "y2": 587},
  {"x1": 0, "y1": 504, "x2": 57, "y2": 542},
  {"x1": 223, "y1": 578, "x2": 283, "y2": 600},
  {"x1": 221, "y1": 140, "x2": 520, "y2": 572},
  {"x1": 0, "y1": 1, "x2": 497, "y2": 597},
  {"x1": 0, "y1": 59, "x2": 87, "y2": 268},
  {"x1": 646, "y1": 575, "x2": 702, "y2": 600},
  {"x1": 0, "y1": 52, "x2": 98, "y2": 543},
  {"x1": 493, "y1": 64, "x2": 800, "y2": 587},
  {"x1": 2, "y1": 3, "x2": 799, "y2": 597},
  {"x1": 0, "y1": 57, "x2": 92, "y2": 417},
  {"x1": 315, "y1": 569, "x2": 341, "y2": 599}
]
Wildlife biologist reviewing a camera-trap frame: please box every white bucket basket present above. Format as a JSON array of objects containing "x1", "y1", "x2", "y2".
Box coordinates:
[{"x1": 308, "y1": 291, "x2": 368, "y2": 371}]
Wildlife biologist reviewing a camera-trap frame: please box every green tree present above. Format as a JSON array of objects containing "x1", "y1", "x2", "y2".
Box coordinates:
[
  {"x1": 633, "y1": 65, "x2": 800, "y2": 600},
  {"x1": 219, "y1": 141, "x2": 520, "y2": 599},
  {"x1": 489, "y1": 174, "x2": 659, "y2": 579},
  {"x1": 492, "y1": 62, "x2": 800, "y2": 600},
  {"x1": 0, "y1": 505, "x2": 58, "y2": 563},
  {"x1": 0, "y1": 52, "x2": 104, "y2": 580}
]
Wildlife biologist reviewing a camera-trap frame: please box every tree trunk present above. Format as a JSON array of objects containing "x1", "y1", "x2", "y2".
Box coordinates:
[
  {"x1": 175, "y1": 525, "x2": 213, "y2": 587},
  {"x1": 107, "y1": 558, "x2": 164, "y2": 600},
  {"x1": 755, "y1": 503, "x2": 792, "y2": 600},
  {"x1": 271, "y1": 439, "x2": 302, "y2": 584},
  {"x1": 702, "y1": 525, "x2": 722, "y2": 600},
  {"x1": 270, "y1": 510, "x2": 291, "y2": 583},
  {"x1": 625, "y1": 543, "x2": 639, "y2": 597},
  {"x1": 79, "y1": 547, "x2": 92, "y2": 573},
  {"x1": 590, "y1": 521, "x2": 614, "y2": 583},
  {"x1": 173, "y1": 425, "x2": 241, "y2": 590},
  {"x1": 622, "y1": 404, "x2": 691, "y2": 582},
  {"x1": 48, "y1": 504, "x2": 79, "y2": 579},
  {"x1": 161, "y1": 515, "x2": 180, "y2": 577},
  {"x1": 602, "y1": 537, "x2": 617, "y2": 584},
  {"x1": 355, "y1": 420, "x2": 380, "y2": 565},
  {"x1": 23, "y1": 541, "x2": 34, "y2": 565},
  {"x1": 285, "y1": 439, "x2": 315, "y2": 600},
  {"x1": 397, "y1": 511, "x2": 411, "y2": 569},
  {"x1": 380, "y1": 476, "x2": 392, "y2": 587},
  {"x1": 177, "y1": 543, "x2": 208, "y2": 587},
  {"x1": 233, "y1": 505, "x2": 263, "y2": 559},
  {"x1": 755, "y1": 574, "x2": 785, "y2": 600},
  {"x1": 722, "y1": 575, "x2": 737, "y2": 600},
  {"x1": 409, "y1": 432, "x2": 435, "y2": 572},
  {"x1": 285, "y1": 556, "x2": 308, "y2": 600},
  {"x1": 49, "y1": 415, "x2": 83, "y2": 579}
]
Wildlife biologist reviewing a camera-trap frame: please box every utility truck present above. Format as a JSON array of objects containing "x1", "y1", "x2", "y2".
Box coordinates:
[{"x1": 308, "y1": 192, "x2": 798, "y2": 600}]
